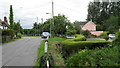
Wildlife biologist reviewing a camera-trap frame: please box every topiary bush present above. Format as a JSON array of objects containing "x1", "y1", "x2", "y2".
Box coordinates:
[
  {"x1": 66, "y1": 45, "x2": 119, "y2": 67},
  {"x1": 73, "y1": 34, "x2": 86, "y2": 41}
]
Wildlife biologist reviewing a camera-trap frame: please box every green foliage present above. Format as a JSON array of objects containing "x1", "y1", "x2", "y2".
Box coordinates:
[
  {"x1": 66, "y1": 29, "x2": 76, "y2": 36},
  {"x1": 61, "y1": 41, "x2": 110, "y2": 52},
  {"x1": 112, "y1": 32, "x2": 120, "y2": 46},
  {"x1": 17, "y1": 33, "x2": 22, "y2": 38},
  {"x1": 13, "y1": 22, "x2": 22, "y2": 36},
  {"x1": 82, "y1": 30, "x2": 90, "y2": 37},
  {"x1": 103, "y1": 35, "x2": 109, "y2": 41},
  {"x1": 9, "y1": 5, "x2": 14, "y2": 29},
  {"x1": 39, "y1": 53, "x2": 54, "y2": 67},
  {"x1": 66, "y1": 45, "x2": 120, "y2": 66},
  {"x1": 87, "y1": 2, "x2": 120, "y2": 31},
  {"x1": 2, "y1": 29, "x2": 15, "y2": 37},
  {"x1": 74, "y1": 34, "x2": 86, "y2": 41},
  {"x1": 73, "y1": 21, "x2": 81, "y2": 34},
  {"x1": 104, "y1": 15, "x2": 119, "y2": 33},
  {"x1": 100, "y1": 31, "x2": 108, "y2": 37}
]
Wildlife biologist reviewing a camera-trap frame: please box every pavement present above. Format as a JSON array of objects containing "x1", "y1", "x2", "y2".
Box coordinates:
[{"x1": 2, "y1": 37, "x2": 41, "y2": 66}]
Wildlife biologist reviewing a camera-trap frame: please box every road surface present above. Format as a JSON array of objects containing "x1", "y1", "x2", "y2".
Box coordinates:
[{"x1": 2, "y1": 37, "x2": 41, "y2": 66}]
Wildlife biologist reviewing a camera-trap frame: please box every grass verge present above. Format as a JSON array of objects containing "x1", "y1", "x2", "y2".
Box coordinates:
[
  {"x1": 35, "y1": 40, "x2": 45, "y2": 66},
  {"x1": 48, "y1": 37, "x2": 66, "y2": 66}
]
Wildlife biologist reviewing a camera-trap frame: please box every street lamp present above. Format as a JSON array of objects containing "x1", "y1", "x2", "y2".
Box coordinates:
[{"x1": 46, "y1": 13, "x2": 52, "y2": 38}]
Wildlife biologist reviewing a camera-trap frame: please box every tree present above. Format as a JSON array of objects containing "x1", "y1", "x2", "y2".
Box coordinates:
[
  {"x1": 87, "y1": 1, "x2": 120, "y2": 31},
  {"x1": 104, "y1": 15, "x2": 119, "y2": 33},
  {"x1": 73, "y1": 21, "x2": 81, "y2": 34},
  {"x1": 13, "y1": 21, "x2": 22, "y2": 37},
  {"x1": 9, "y1": 5, "x2": 14, "y2": 29}
]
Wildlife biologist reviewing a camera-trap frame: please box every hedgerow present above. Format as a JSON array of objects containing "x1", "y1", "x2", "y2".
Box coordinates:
[
  {"x1": 61, "y1": 41, "x2": 110, "y2": 53},
  {"x1": 66, "y1": 45, "x2": 120, "y2": 66}
]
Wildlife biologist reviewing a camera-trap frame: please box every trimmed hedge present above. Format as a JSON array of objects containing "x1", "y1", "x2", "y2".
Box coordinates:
[
  {"x1": 61, "y1": 41, "x2": 110, "y2": 51},
  {"x1": 73, "y1": 34, "x2": 86, "y2": 41},
  {"x1": 66, "y1": 45, "x2": 120, "y2": 66}
]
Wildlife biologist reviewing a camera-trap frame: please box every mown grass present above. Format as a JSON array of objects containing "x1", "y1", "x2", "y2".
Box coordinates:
[
  {"x1": 48, "y1": 37, "x2": 66, "y2": 66},
  {"x1": 35, "y1": 40, "x2": 45, "y2": 66}
]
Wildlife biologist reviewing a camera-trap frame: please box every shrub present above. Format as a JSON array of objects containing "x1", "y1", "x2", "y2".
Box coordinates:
[
  {"x1": 2, "y1": 29, "x2": 15, "y2": 37},
  {"x1": 82, "y1": 30, "x2": 90, "y2": 37},
  {"x1": 17, "y1": 33, "x2": 22, "y2": 38},
  {"x1": 100, "y1": 31, "x2": 108, "y2": 37},
  {"x1": 66, "y1": 29, "x2": 76, "y2": 36},
  {"x1": 74, "y1": 34, "x2": 86, "y2": 41},
  {"x1": 61, "y1": 41, "x2": 110, "y2": 52},
  {"x1": 112, "y1": 32, "x2": 120, "y2": 46},
  {"x1": 39, "y1": 53, "x2": 54, "y2": 67},
  {"x1": 66, "y1": 45, "x2": 119, "y2": 66}
]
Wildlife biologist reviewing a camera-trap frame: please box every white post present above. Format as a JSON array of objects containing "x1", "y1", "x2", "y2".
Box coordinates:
[
  {"x1": 47, "y1": 60, "x2": 49, "y2": 68},
  {"x1": 45, "y1": 41, "x2": 48, "y2": 53}
]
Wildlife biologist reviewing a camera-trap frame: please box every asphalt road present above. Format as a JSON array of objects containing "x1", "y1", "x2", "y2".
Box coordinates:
[{"x1": 2, "y1": 37, "x2": 41, "y2": 66}]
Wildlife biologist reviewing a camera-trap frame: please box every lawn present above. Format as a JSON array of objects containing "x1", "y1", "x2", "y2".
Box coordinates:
[{"x1": 48, "y1": 37, "x2": 66, "y2": 66}]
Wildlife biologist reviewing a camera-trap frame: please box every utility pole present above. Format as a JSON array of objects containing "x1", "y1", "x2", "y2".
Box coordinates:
[
  {"x1": 35, "y1": 17, "x2": 38, "y2": 36},
  {"x1": 52, "y1": 0, "x2": 54, "y2": 37}
]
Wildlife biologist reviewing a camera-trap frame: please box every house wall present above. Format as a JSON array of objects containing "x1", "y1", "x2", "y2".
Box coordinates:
[
  {"x1": 82, "y1": 21, "x2": 96, "y2": 31},
  {"x1": 90, "y1": 31, "x2": 103, "y2": 36}
]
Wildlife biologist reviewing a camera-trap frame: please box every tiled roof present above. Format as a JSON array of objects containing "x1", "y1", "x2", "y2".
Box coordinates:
[
  {"x1": 82, "y1": 21, "x2": 96, "y2": 31},
  {"x1": 90, "y1": 31, "x2": 103, "y2": 36}
]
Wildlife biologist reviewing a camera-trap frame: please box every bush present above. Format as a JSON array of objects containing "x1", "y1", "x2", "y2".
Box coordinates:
[
  {"x1": 74, "y1": 34, "x2": 86, "y2": 41},
  {"x1": 61, "y1": 41, "x2": 110, "y2": 52},
  {"x1": 112, "y1": 32, "x2": 120, "y2": 46},
  {"x1": 2, "y1": 29, "x2": 15, "y2": 37},
  {"x1": 100, "y1": 31, "x2": 108, "y2": 37},
  {"x1": 82, "y1": 30, "x2": 90, "y2": 37},
  {"x1": 66, "y1": 29, "x2": 76, "y2": 36},
  {"x1": 17, "y1": 33, "x2": 22, "y2": 38},
  {"x1": 39, "y1": 53, "x2": 54, "y2": 67},
  {"x1": 66, "y1": 45, "x2": 120, "y2": 66}
]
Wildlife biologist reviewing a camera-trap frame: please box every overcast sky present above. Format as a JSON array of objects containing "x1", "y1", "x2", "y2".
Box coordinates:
[{"x1": 0, "y1": 0, "x2": 94, "y2": 29}]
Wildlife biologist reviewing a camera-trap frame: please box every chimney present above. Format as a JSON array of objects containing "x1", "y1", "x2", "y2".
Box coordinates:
[{"x1": 4, "y1": 16, "x2": 8, "y2": 23}]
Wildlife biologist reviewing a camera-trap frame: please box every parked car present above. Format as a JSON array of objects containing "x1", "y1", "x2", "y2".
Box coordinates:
[
  {"x1": 109, "y1": 34, "x2": 115, "y2": 39},
  {"x1": 41, "y1": 32, "x2": 50, "y2": 38}
]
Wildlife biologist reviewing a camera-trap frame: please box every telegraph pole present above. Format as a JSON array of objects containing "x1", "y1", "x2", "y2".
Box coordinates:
[{"x1": 52, "y1": 0, "x2": 54, "y2": 37}]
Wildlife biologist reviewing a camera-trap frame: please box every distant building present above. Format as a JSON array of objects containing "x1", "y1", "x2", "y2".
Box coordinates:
[
  {"x1": 0, "y1": 16, "x2": 9, "y2": 29},
  {"x1": 81, "y1": 21, "x2": 103, "y2": 36},
  {"x1": 82, "y1": 21, "x2": 96, "y2": 31}
]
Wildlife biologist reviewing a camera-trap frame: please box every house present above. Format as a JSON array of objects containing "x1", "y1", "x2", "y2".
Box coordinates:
[
  {"x1": 81, "y1": 21, "x2": 103, "y2": 36},
  {"x1": 0, "y1": 16, "x2": 9, "y2": 29},
  {"x1": 82, "y1": 21, "x2": 96, "y2": 31}
]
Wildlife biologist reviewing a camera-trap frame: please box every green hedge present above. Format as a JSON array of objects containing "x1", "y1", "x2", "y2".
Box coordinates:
[
  {"x1": 2, "y1": 29, "x2": 15, "y2": 37},
  {"x1": 73, "y1": 34, "x2": 86, "y2": 41},
  {"x1": 61, "y1": 41, "x2": 110, "y2": 52},
  {"x1": 66, "y1": 45, "x2": 120, "y2": 66}
]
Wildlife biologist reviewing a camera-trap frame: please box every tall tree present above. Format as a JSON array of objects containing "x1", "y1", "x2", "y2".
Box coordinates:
[{"x1": 9, "y1": 5, "x2": 14, "y2": 29}]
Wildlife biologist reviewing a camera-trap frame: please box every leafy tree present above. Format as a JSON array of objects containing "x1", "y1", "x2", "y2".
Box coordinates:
[
  {"x1": 74, "y1": 21, "x2": 81, "y2": 34},
  {"x1": 13, "y1": 22, "x2": 22, "y2": 37},
  {"x1": 87, "y1": 1, "x2": 120, "y2": 31},
  {"x1": 104, "y1": 15, "x2": 119, "y2": 33},
  {"x1": 9, "y1": 5, "x2": 14, "y2": 29}
]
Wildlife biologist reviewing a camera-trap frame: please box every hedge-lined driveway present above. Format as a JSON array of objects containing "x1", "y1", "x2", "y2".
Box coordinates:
[{"x1": 2, "y1": 37, "x2": 41, "y2": 66}]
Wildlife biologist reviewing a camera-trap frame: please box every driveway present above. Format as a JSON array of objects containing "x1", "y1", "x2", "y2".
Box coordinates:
[{"x1": 2, "y1": 37, "x2": 41, "y2": 66}]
